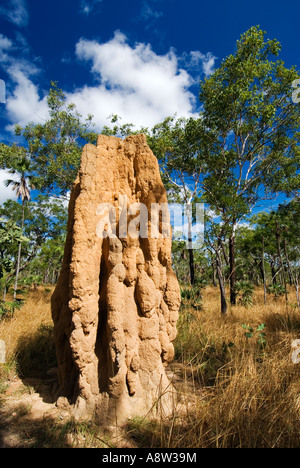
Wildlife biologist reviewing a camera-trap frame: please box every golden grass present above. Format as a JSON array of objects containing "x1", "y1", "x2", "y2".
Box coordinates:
[
  {"x1": 0, "y1": 287, "x2": 53, "y2": 361},
  {"x1": 153, "y1": 285, "x2": 300, "y2": 448},
  {"x1": 1, "y1": 284, "x2": 300, "y2": 447}
]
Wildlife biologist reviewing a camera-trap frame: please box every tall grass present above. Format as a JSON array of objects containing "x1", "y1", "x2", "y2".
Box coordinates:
[
  {"x1": 128, "y1": 285, "x2": 300, "y2": 448},
  {"x1": 1, "y1": 285, "x2": 300, "y2": 447},
  {"x1": 0, "y1": 287, "x2": 55, "y2": 388}
]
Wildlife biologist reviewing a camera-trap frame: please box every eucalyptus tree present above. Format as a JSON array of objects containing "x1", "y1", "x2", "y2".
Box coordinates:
[
  {"x1": 5, "y1": 156, "x2": 35, "y2": 300},
  {"x1": 238, "y1": 202, "x2": 300, "y2": 308},
  {"x1": 204, "y1": 212, "x2": 229, "y2": 315},
  {"x1": 22, "y1": 195, "x2": 68, "y2": 285},
  {"x1": 199, "y1": 26, "x2": 300, "y2": 305},
  {"x1": 0, "y1": 143, "x2": 25, "y2": 169},
  {"x1": 148, "y1": 115, "x2": 215, "y2": 285},
  {"x1": 235, "y1": 223, "x2": 271, "y2": 305},
  {"x1": 275, "y1": 201, "x2": 300, "y2": 307},
  {"x1": 0, "y1": 218, "x2": 29, "y2": 301},
  {"x1": 0, "y1": 195, "x2": 68, "y2": 293},
  {"x1": 14, "y1": 82, "x2": 98, "y2": 196}
]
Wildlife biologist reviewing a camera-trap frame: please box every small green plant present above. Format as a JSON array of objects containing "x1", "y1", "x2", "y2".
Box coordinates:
[
  {"x1": 236, "y1": 281, "x2": 254, "y2": 307},
  {"x1": 242, "y1": 323, "x2": 267, "y2": 349},
  {"x1": 267, "y1": 284, "x2": 287, "y2": 298},
  {"x1": 0, "y1": 299, "x2": 23, "y2": 320},
  {"x1": 180, "y1": 281, "x2": 205, "y2": 310},
  {"x1": 20, "y1": 273, "x2": 43, "y2": 288}
]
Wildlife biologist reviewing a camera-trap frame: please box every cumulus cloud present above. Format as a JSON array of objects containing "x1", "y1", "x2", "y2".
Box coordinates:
[
  {"x1": 2, "y1": 31, "x2": 215, "y2": 134},
  {"x1": 5, "y1": 65, "x2": 49, "y2": 131},
  {"x1": 0, "y1": 0, "x2": 29, "y2": 27},
  {"x1": 72, "y1": 31, "x2": 197, "y2": 130},
  {"x1": 0, "y1": 34, "x2": 49, "y2": 131}
]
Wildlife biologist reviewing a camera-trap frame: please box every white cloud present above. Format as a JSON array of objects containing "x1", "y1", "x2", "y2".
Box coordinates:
[
  {"x1": 201, "y1": 53, "x2": 217, "y2": 77},
  {"x1": 72, "y1": 31, "x2": 197, "y2": 130},
  {"x1": 79, "y1": 0, "x2": 103, "y2": 15},
  {"x1": 0, "y1": 33, "x2": 49, "y2": 131},
  {"x1": 185, "y1": 50, "x2": 217, "y2": 77},
  {"x1": 2, "y1": 31, "x2": 215, "y2": 134},
  {"x1": 44, "y1": 192, "x2": 70, "y2": 214},
  {"x1": 139, "y1": 1, "x2": 163, "y2": 21},
  {"x1": 0, "y1": 0, "x2": 28, "y2": 27},
  {"x1": 206, "y1": 208, "x2": 220, "y2": 220},
  {"x1": 0, "y1": 34, "x2": 13, "y2": 62},
  {"x1": 0, "y1": 169, "x2": 18, "y2": 205},
  {"x1": 5, "y1": 64, "x2": 49, "y2": 131},
  {"x1": 237, "y1": 221, "x2": 253, "y2": 230}
]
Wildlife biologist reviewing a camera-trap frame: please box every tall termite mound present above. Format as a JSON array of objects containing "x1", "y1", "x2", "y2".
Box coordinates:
[{"x1": 51, "y1": 134, "x2": 181, "y2": 425}]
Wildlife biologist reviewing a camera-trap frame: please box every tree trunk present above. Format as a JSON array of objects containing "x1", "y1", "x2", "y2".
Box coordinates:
[
  {"x1": 215, "y1": 248, "x2": 227, "y2": 315},
  {"x1": 13, "y1": 201, "x2": 25, "y2": 302},
  {"x1": 220, "y1": 239, "x2": 229, "y2": 265},
  {"x1": 276, "y1": 222, "x2": 288, "y2": 307},
  {"x1": 284, "y1": 239, "x2": 300, "y2": 309},
  {"x1": 229, "y1": 230, "x2": 236, "y2": 306},
  {"x1": 262, "y1": 237, "x2": 267, "y2": 306},
  {"x1": 188, "y1": 248, "x2": 195, "y2": 285},
  {"x1": 187, "y1": 204, "x2": 195, "y2": 285},
  {"x1": 212, "y1": 260, "x2": 217, "y2": 287},
  {"x1": 271, "y1": 260, "x2": 277, "y2": 285}
]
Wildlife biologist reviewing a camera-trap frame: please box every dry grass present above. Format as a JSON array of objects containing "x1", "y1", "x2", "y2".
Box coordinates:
[
  {"x1": 1, "y1": 285, "x2": 300, "y2": 448},
  {"x1": 0, "y1": 287, "x2": 53, "y2": 362},
  {"x1": 128, "y1": 285, "x2": 300, "y2": 448}
]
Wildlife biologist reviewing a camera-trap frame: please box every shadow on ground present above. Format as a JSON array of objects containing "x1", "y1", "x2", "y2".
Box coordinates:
[{"x1": 262, "y1": 311, "x2": 300, "y2": 333}]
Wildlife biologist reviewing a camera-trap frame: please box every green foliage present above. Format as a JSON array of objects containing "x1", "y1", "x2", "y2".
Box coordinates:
[
  {"x1": 0, "y1": 28, "x2": 299, "y2": 313},
  {"x1": 235, "y1": 281, "x2": 255, "y2": 307},
  {"x1": 0, "y1": 218, "x2": 29, "y2": 280},
  {"x1": 196, "y1": 26, "x2": 300, "y2": 310},
  {"x1": 200, "y1": 26, "x2": 300, "y2": 212},
  {"x1": 180, "y1": 282, "x2": 204, "y2": 306},
  {"x1": 148, "y1": 115, "x2": 213, "y2": 203},
  {"x1": 102, "y1": 114, "x2": 148, "y2": 138},
  {"x1": 0, "y1": 195, "x2": 67, "y2": 293},
  {"x1": 242, "y1": 323, "x2": 267, "y2": 349},
  {"x1": 0, "y1": 143, "x2": 28, "y2": 170},
  {"x1": 0, "y1": 299, "x2": 23, "y2": 319},
  {"x1": 5, "y1": 155, "x2": 36, "y2": 202},
  {"x1": 14, "y1": 82, "x2": 98, "y2": 195},
  {"x1": 267, "y1": 284, "x2": 287, "y2": 298}
]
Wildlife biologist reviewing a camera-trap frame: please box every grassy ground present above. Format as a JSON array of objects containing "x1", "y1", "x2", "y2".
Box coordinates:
[{"x1": 0, "y1": 285, "x2": 300, "y2": 448}]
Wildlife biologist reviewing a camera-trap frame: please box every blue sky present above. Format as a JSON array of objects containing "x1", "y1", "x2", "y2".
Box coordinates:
[{"x1": 0, "y1": 0, "x2": 299, "y2": 207}]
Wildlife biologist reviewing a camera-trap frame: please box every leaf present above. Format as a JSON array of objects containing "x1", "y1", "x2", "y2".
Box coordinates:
[{"x1": 245, "y1": 332, "x2": 253, "y2": 339}]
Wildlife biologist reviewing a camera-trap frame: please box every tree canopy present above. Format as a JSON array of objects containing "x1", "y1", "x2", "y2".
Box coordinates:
[{"x1": 0, "y1": 26, "x2": 299, "y2": 316}]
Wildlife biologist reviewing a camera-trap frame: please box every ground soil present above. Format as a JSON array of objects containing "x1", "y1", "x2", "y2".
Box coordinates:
[{"x1": 0, "y1": 362, "x2": 201, "y2": 448}]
